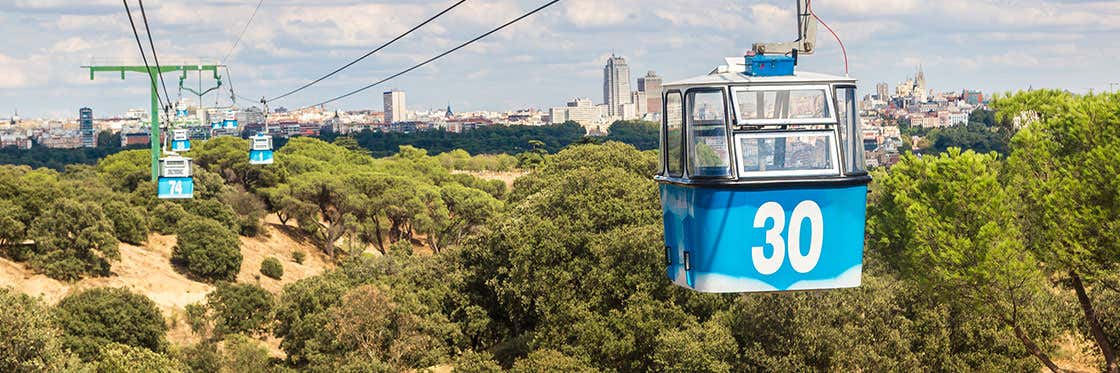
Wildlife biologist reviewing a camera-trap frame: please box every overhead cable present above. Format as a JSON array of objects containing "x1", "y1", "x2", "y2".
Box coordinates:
[
  {"x1": 305, "y1": 0, "x2": 561, "y2": 109},
  {"x1": 267, "y1": 0, "x2": 469, "y2": 102}
]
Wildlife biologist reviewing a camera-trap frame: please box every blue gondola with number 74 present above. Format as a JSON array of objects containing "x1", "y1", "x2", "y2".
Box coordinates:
[{"x1": 157, "y1": 155, "x2": 194, "y2": 199}]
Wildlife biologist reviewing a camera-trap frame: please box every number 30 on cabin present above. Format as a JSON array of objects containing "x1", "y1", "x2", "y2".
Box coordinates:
[{"x1": 656, "y1": 57, "x2": 870, "y2": 293}]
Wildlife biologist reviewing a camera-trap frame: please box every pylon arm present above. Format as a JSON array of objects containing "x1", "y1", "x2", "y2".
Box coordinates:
[{"x1": 752, "y1": 0, "x2": 817, "y2": 55}]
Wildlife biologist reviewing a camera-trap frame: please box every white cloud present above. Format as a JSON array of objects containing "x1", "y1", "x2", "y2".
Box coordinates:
[
  {"x1": 0, "y1": 54, "x2": 31, "y2": 88},
  {"x1": 564, "y1": 0, "x2": 634, "y2": 27}
]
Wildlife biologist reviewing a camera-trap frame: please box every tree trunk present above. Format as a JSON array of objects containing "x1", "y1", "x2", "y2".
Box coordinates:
[
  {"x1": 277, "y1": 211, "x2": 289, "y2": 225},
  {"x1": 372, "y1": 218, "x2": 385, "y2": 256},
  {"x1": 1071, "y1": 270, "x2": 1118, "y2": 373},
  {"x1": 1011, "y1": 321, "x2": 1063, "y2": 373},
  {"x1": 323, "y1": 217, "x2": 346, "y2": 260}
]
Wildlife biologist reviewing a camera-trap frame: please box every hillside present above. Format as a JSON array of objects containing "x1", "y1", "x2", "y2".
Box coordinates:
[{"x1": 0, "y1": 222, "x2": 328, "y2": 315}]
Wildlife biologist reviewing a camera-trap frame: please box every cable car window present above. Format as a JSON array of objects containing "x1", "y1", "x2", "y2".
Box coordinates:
[
  {"x1": 835, "y1": 86, "x2": 866, "y2": 173},
  {"x1": 665, "y1": 91, "x2": 684, "y2": 177},
  {"x1": 731, "y1": 85, "x2": 834, "y2": 125},
  {"x1": 734, "y1": 131, "x2": 840, "y2": 177},
  {"x1": 687, "y1": 90, "x2": 731, "y2": 177}
]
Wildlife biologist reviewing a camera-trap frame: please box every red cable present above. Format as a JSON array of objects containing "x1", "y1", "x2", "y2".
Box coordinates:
[{"x1": 806, "y1": 0, "x2": 849, "y2": 75}]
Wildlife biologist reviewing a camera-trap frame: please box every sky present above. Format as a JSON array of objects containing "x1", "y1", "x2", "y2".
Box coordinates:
[{"x1": 1, "y1": 0, "x2": 1118, "y2": 119}]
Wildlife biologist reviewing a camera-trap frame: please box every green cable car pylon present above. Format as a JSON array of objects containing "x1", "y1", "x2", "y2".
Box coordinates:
[{"x1": 82, "y1": 63, "x2": 222, "y2": 182}]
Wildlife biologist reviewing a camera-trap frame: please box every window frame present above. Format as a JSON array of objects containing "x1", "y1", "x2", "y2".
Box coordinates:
[
  {"x1": 832, "y1": 84, "x2": 866, "y2": 175},
  {"x1": 684, "y1": 87, "x2": 734, "y2": 179},
  {"x1": 732, "y1": 130, "x2": 842, "y2": 178},
  {"x1": 730, "y1": 84, "x2": 837, "y2": 126},
  {"x1": 662, "y1": 90, "x2": 685, "y2": 178}
]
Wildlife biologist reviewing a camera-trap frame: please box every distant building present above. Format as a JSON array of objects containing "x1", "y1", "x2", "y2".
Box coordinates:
[
  {"x1": 876, "y1": 82, "x2": 889, "y2": 100},
  {"x1": 948, "y1": 112, "x2": 969, "y2": 126},
  {"x1": 79, "y1": 107, "x2": 95, "y2": 147},
  {"x1": 550, "y1": 97, "x2": 609, "y2": 134},
  {"x1": 962, "y1": 90, "x2": 984, "y2": 105},
  {"x1": 383, "y1": 90, "x2": 407, "y2": 124},
  {"x1": 603, "y1": 54, "x2": 631, "y2": 117},
  {"x1": 629, "y1": 91, "x2": 647, "y2": 118},
  {"x1": 638, "y1": 71, "x2": 663, "y2": 114},
  {"x1": 121, "y1": 132, "x2": 150, "y2": 147}
]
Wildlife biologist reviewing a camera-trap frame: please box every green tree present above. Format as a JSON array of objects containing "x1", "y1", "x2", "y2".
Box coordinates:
[
  {"x1": 219, "y1": 334, "x2": 273, "y2": 373},
  {"x1": 868, "y1": 149, "x2": 1064, "y2": 371},
  {"x1": 53, "y1": 287, "x2": 167, "y2": 360},
  {"x1": 998, "y1": 90, "x2": 1120, "y2": 372},
  {"x1": 206, "y1": 282, "x2": 275, "y2": 337},
  {"x1": 103, "y1": 200, "x2": 149, "y2": 245},
  {"x1": 172, "y1": 217, "x2": 242, "y2": 282},
  {"x1": 604, "y1": 120, "x2": 659, "y2": 150},
  {"x1": 510, "y1": 349, "x2": 597, "y2": 373},
  {"x1": 0, "y1": 289, "x2": 80, "y2": 372},
  {"x1": 95, "y1": 149, "x2": 150, "y2": 193},
  {"x1": 94, "y1": 343, "x2": 185, "y2": 373},
  {"x1": 455, "y1": 351, "x2": 502, "y2": 373},
  {"x1": 28, "y1": 197, "x2": 119, "y2": 280},
  {"x1": 273, "y1": 273, "x2": 351, "y2": 365}
]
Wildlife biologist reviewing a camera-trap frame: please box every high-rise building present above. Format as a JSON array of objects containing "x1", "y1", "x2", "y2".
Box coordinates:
[
  {"x1": 383, "y1": 90, "x2": 407, "y2": 123},
  {"x1": 630, "y1": 91, "x2": 647, "y2": 118},
  {"x1": 638, "y1": 71, "x2": 663, "y2": 114},
  {"x1": 603, "y1": 54, "x2": 631, "y2": 117},
  {"x1": 79, "y1": 107, "x2": 94, "y2": 148},
  {"x1": 876, "y1": 82, "x2": 889, "y2": 100}
]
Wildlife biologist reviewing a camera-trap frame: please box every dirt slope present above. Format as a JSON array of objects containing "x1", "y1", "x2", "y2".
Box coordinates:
[{"x1": 0, "y1": 222, "x2": 329, "y2": 352}]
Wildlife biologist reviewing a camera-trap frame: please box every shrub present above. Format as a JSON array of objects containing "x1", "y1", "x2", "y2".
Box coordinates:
[
  {"x1": 220, "y1": 334, "x2": 272, "y2": 372},
  {"x1": 206, "y1": 282, "x2": 274, "y2": 336},
  {"x1": 291, "y1": 250, "x2": 306, "y2": 264},
  {"x1": 29, "y1": 250, "x2": 92, "y2": 282},
  {"x1": 184, "y1": 303, "x2": 211, "y2": 337},
  {"x1": 103, "y1": 200, "x2": 149, "y2": 245},
  {"x1": 261, "y1": 257, "x2": 284, "y2": 280},
  {"x1": 511, "y1": 349, "x2": 596, "y2": 373},
  {"x1": 0, "y1": 289, "x2": 79, "y2": 372},
  {"x1": 183, "y1": 199, "x2": 239, "y2": 234},
  {"x1": 172, "y1": 217, "x2": 242, "y2": 282},
  {"x1": 175, "y1": 342, "x2": 220, "y2": 373},
  {"x1": 149, "y1": 201, "x2": 188, "y2": 234},
  {"x1": 456, "y1": 351, "x2": 502, "y2": 373},
  {"x1": 221, "y1": 187, "x2": 267, "y2": 237},
  {"x1": 53, "y1": 288, "x2": 167, "y2": 360},
  {"x1": 94, "y1": 343, "x2": 186, "y2": 372},
  {"x1": 28, "y1": 198, "x2": 118, "y2": 280}
]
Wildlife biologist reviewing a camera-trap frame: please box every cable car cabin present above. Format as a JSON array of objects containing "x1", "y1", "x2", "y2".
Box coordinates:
[
  {"x1": 170, "y1": 129, "x2": 191, "y2": 152},
  {"x1": 248, "y1": 133, "x2": 274, "y2": 165},
  {"x1": 157, "y1": 155, "x2": 194, "y2": 199},
  {"x1": 656, "y1": 63, "x2": 870, "y2": 293},
  {"x1": 223, "y1": 110, "x2": 239, "y2": 129}
]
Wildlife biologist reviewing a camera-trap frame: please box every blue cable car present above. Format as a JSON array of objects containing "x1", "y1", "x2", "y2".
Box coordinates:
[
  {"x1": 157, "y1": 154, "x2": 194, "y2": 199},
  {"x1": 170, "y1": 128, "x2": 191, "y2": 152},
  {"x1": 249, "y1": 133, "x2": 274, "y2": 165},
  {"x1": 656, "y1": 56, "x2": 870, "y2": 293},
  {"x1": 223, "y1": 109, "x2": 239, "y2": 129}
]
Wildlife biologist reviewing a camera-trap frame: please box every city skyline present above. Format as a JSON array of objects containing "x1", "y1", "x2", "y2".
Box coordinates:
[{"x1": 1, "y1": 0, "x2": 1118, "y2": 118}]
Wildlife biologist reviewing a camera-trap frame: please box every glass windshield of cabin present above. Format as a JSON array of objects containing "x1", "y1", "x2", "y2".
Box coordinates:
[
  {"x1": 736, "y1": 131, "x2": 837, "y2": 176},
  {"x1": 735, "y1": 88, "x2": 830, "y2": 122}
]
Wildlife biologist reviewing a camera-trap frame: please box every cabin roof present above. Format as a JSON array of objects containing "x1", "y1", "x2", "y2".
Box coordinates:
[
  {"x1": 664, "y1": 57, "x2": 856, "y2": 88},
  {"x1": 665, "y1": 71, "x2": 856, "y2": 88}
]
